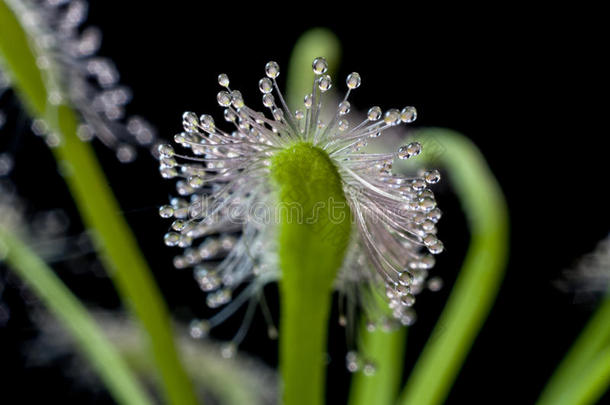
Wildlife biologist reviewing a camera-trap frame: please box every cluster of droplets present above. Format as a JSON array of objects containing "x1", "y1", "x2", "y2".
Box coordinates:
[
  {"x1": 157, "y1": 57, "x2": 443, "y2": 360},
  {"x1": 1, "y1": 0, "x2": 157, "y2": 161}
]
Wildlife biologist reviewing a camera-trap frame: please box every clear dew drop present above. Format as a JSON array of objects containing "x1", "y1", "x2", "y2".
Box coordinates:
[
  {"x1": 160, "y1": 167, "x2": 178, "y2": 179},
  {"x1": 304, "y1": 94, "x2": 313, "y2": 109},
  {"x1": 295, "y1": 110, "x2": 305, "y2": 120},
  {"x1": 367, "y1": 106, "x2": 382, "y2": 121},
  {"x1": 401, "y1": 106, "x2": 418, "y2": 123},
  {"x1": 338, "y1": 101, "x2": 351, "y2": 115},
  {"x1": 383, "y1": 109, "x2": 402, "y2": 126},
  {"x1": 363, "y1": 360, "x2": 377, "y2": 376},
  {"x1": 224, "y1": 109, "x2": 237, "y2": 122},
  {"x1": 158, "y1": 144, "x2": 174, "y2": 158},
  {"x1": 419, "y1": 197, "x2": 436, "y2": 211},
  {"x1": 346, "y1": 72, "x2": 361, "y2": 89},
  {"x1": 427, "y1": 208, "x2": 442, "y2": 223},
  {"x1": 318, "y1": 75, "x2": 332, "y2": 92},
  {"x1": 171, "y1": 220, "x2": 187, "y2": 231},
  {"x1": 267, "y1": 326, "x2": 278, "y2": 340},
  {"x1": 116, "y1": 143, "x2": 137, "y2": 163},
  {"x1": 401, "y1": 293, "x2": 416, "y2": 307},
  {"x1": 0, "y1": 153, "x2": 14, "y2": 176},
  {"x1": 262, "y1": 93, "x2": 275, "y2": 107},
  {"x1": 218, "y1": 73, "x2": 230, "y2": 87},
  {"x1": 259, "y1": 77, "x2": 273, "y2": 94},
  {"x1": 182, "y1": 111, "x2": 199, "y2": 129},
  {"x1": 427, "y1": 276, "x2": 443, "y2": 292},
  {"x1": 428, "y1": 240, "x2": 444, "y2": 254},
  {"x1": 158, "y1": 205, "x2": 174, "y2": 218},
  {"x1": 397, "y1": 142, "x2": 422, "y2": 159},
  {"x1": 346, "y1": 351, "x2": 360, "y2": 372},
  {"x1": 338, "y1": 119, "x2": 349, "y2": 131},
  {"x1": 207, "y1": 288, "x2": 232, "y2": 308},
  {"x1": 221, "y1": 342, "x2": 237, "y2": 359},
  {"x1": 163, "y1": 232, "x2": 180, "y2": 247},
  {"x1": 187, "y1": 176, "x2": 204, "y2": 188},
  {"x1": 400, "y1": 309, "x2": 417, "y2": 326},
  {"x1": 272, "y1": 107, "x2": 284, "y2": 121},
  {"x1": 189, "y1": 319, "x2": 210, "y2": 339},
  {"x1": 231, "y1": 90, "x2": 245, "y2": 109},
  {"x1": 395, "y1": 283, "x2": 410, "y2": 296},
  {"x1": 265, "y1": 61, "x2": 280, "y2": 79},
  {"x1": 423, "y1": 234, "x2": 439, "y2": 247},
  {"x1": 424, "y1": 169, "x2": 441, "y2": 184},
  {"x1": 312, "y1": 57, "x2": 328, "y2": 75},
  {"x1": 398, "y1": 271, "x2": 413, "y2": 286},
  {"x1": 217, "y1": 91, "x2": 232, "y2": 107}
]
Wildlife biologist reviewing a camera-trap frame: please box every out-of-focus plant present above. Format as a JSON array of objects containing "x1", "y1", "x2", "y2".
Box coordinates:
[
  {"x1": 32, "y1": 311, "x2": 278, "y2": 405},
  {"x1": 538, "y1": 236, "x2": 610, "y2": 405},
  {"x1": 396, "y1": 129, "x2": 509, "y2": 405},
  {"x1": 0, "y1": 2, "x2": 197, "y2": 404},
  {"x1": 0, "y1": 223, "x2": 154, "y2": 405}
]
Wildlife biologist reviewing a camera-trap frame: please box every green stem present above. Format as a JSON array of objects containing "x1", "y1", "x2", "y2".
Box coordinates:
[
  {"x1": 272, "y1": 142, "x2": 352, "y2": 405},
  {"x1": 348, "y1": 323, "x2": 407, "y2": 405},
  {"x1": 0, "y1": 3, "x2": 198, "y2": 404},
  {"x1": 549, "y1": 344, "x2": 610, "y2": 405},
  {"x1": 398, "y1": 128, "x2": 510, "y2": 405},
  {"x1": 0, "y1": 226, "x2": 153, "y2": 405},
  {"x1": 280, "y1": 29, "x2": 346, "y2": 405},
  {"x1": 537, "y1": 296, "x2": 610, "y2": 405}
]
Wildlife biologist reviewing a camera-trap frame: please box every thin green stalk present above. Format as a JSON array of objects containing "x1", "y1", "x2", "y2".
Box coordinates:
[
  {"x1": 0, "y1": 226, "x2": 153, "y2": 405},
  {"x1": 0, "y1": 3, "x2": 198, "y2": 404},
  {"x1": 547, "y1": 344, "x2": 610, "y2": 405},
  {"x1": 348, "y1": 323, "x2": 407, "y2": 405},
  {"x1": 398, "y1": 128, "x2": 510, "y2": 405},
  {"x1": 537, "y1": 296, "x2": 610, "y2": 404}
]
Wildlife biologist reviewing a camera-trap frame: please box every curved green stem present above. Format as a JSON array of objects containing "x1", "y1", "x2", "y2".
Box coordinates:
[
  {"x1": 348, "y1": 322, "x2": 407, "y2": 405},
  {"x1": 537, "y1": 295, "x2": 610, "y2": 405},
  {"x1": 0, "y1": 226, "x2": 153, "y2": 405},
  {"x1": 398, "y1": 128, "x2": 510, "y2": 405},
  {"x1": 0, "y1": 3, "x2": 198, "y2": 404},
  {"x1": 546, "y1": 344, "x2": 610, "y2": 405}
]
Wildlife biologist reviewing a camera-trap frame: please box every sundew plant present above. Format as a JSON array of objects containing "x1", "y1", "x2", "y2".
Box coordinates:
[{"x1": 1, "y1": 2, "x2": 610, "y2": 405}]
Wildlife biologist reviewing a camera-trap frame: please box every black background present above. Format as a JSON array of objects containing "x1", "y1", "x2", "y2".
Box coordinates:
[{"x1": 1, "y1": 2, "x2": 608, "y2": 404}]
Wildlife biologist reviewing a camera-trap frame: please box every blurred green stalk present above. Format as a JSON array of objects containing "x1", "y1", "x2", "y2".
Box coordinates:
[
  {"x1": 348, "y1": 322, "x2": 407, "y2": 405},
  {"x1": 0, "y1": 226, "x2": 154, "y2": 405},
  {"x1": 538, "y1": 295, "x2": 610, "y2": 405},
  {"x1": 0, "y1": 2, "x2": 198, "y2": 404},
  {"x1": 398, "y1": 128, "x2": 509, "y2": 405}
]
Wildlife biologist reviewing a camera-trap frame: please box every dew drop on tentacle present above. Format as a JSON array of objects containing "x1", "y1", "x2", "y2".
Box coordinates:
[
  {"x1": 367, "y1": 106, "x2": 382, "y2": 121},
  {"x1": 401, "y1": 106, "x2": 417, "y2": 123},
  {"x1": 218, "y1": 73, "x2": 230, "y2": 88},
  {"x1": 189, "y1": 319, "x2": 210, "y2": 339},
  {"x1": 397, "y1": 142, "x2": 422, "y2": 159},
  {"x1": 346, "y1": 351, "x2": 361, "y2": 372},
  {"x1": 265, "y1": 61, "x2": 280, "y2": 79},
  {"x1": 318, "y1": 75, "x2": 332, "y2": 92},
  {"x1": 346, "y1": 72, "x2": 361, "y2": 89},
  {"x1": 312, "y1": 57, "x2": 328, "y2": 75}
]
